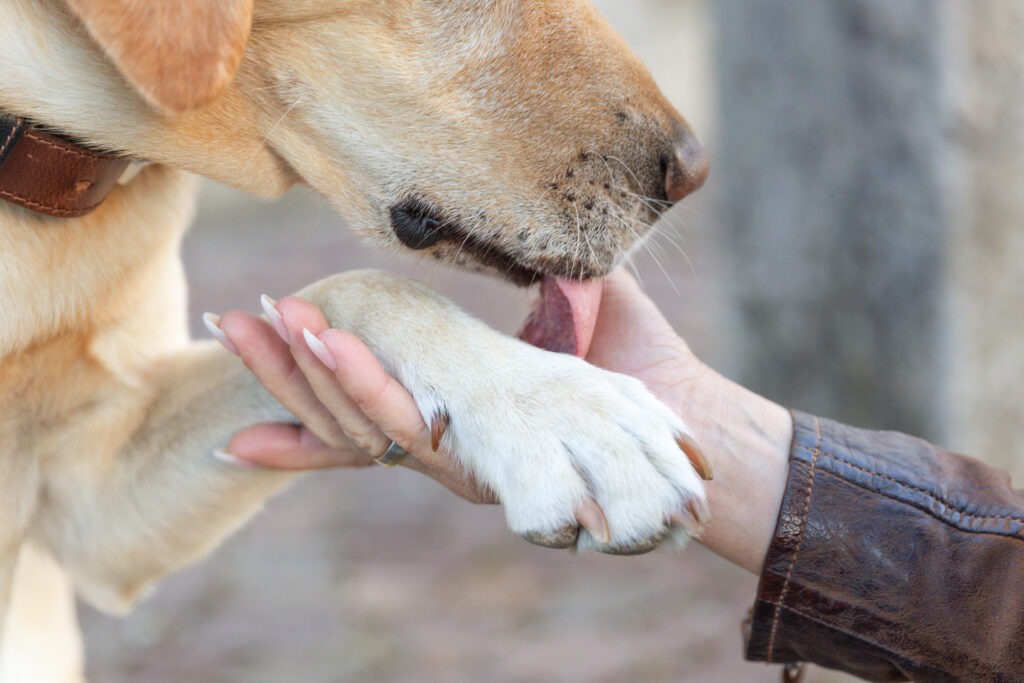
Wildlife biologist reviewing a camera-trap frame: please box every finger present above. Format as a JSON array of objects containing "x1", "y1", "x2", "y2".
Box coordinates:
[
  {"x1": 224, "y1": 423, "x2": 375, "y2": 470},
  {"x1": 273, "y1": 297, "x2": 391, "y2": 456},
  {"x1": 315, "y1": 328, "x2": 432, "y2": 451},
  {"x1": 217, "y1": 310, "x2": 353, "y2": 448},
  {"x1": 267, "y1": 298, "x2": 496, "y2": 503},
  {"x1": 314, "y1": 329, "x2": 498, "y2": 503},
  {"x1": 220, "y1": 421, "x2": 495, "y2": 504}
]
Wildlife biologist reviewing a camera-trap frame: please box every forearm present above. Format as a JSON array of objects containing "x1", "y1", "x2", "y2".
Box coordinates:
[
  {"x1": 665, "y1": 367, "x2": 792, "y2": 573},
  {"x1": 672, "y1": 369, "x2": 1024, "y2": 679}
]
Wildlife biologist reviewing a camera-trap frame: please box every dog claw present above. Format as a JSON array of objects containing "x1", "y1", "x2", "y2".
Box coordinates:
[
  {"x1": 575, "y1": 499, "x2": 610, "y2": 545},
  {"x1": 430, "y1": 411, "x2": 450, "y2": 452},
  {"x1": 677, "y1": 433, "x2": 713, "y2": 481},
  {"x1": 687, "y1": 498, "x2": 710, "y2": 526},
  {"x1": 670, "y1": 498, "x2": 711, "y2": 537}
]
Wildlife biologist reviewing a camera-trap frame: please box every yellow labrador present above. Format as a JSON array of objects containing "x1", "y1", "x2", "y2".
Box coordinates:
[{"x1": 0, "y1": 0, "x2": 708, "y2": 680}]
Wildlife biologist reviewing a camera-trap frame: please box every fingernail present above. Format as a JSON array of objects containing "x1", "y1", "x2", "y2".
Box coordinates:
[
  {"x1": 303, "y1": 328, "x2": 338, "y2": 371},
  {"x1": 202, "y1": 313, "x2": 239, "y2": 355},
  {"x1": 212, "y1": 449, "x2": 257, "y2": 468},
  {"x1": 261, "y1": 294, "x2": 289, "y2": 343}
]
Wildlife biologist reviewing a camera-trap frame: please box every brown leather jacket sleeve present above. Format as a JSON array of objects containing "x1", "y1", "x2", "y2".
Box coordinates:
[{"x1": 744, "y1": 411, "x2": 1024, "y2": 682}]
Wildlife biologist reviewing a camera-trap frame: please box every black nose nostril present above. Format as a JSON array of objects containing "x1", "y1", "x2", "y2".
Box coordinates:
[
  {"x1": 664, "y1": 135, "x2": 709, "y2": 204},
  {"x1": 390, "y1": 200, "x2": 446, "y2": 250}
]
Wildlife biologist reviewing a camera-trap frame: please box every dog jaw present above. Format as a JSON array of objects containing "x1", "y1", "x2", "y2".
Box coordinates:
[{"x1": 239, "y1": 0, "x2": 707, "y2": 282}]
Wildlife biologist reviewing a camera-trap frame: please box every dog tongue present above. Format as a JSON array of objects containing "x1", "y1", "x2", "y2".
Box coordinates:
[{"x1": 519, "y1": 276, "x2": 603, "y2": 357}]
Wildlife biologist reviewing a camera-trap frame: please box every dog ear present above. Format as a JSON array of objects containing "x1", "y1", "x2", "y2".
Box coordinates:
[{"x1": 64, "y1": 0, "x2": 254, "y2": 114}]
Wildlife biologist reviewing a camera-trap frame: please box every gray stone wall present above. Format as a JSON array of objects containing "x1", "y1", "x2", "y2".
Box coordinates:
[
  {"x1": 713, "y1": 0, "x2": 957, "y2": 439},
  {"x1": 949, "y1": 2, "x2": 1024, "y2": 476},
  {"x1": 713, "y1": 1, "x2": 1024, "y2": 477}
]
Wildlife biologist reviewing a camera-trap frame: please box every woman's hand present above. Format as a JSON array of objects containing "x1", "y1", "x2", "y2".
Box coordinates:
[
  {"x1": 210, "y1": 297, "x2": 496, "y2": 504},
  {"x1": 584, "y1": 270, "x2": 794, "y2": 573},
  {"x1": 209, "y1": 268, "x2": 794, "y2": 573},
  {"x1": 584, "y1": 268, "x2": 709, "y2": 419}
]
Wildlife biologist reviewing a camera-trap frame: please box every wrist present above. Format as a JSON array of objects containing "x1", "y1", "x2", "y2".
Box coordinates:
[{"x1": 669, "y1": 366, "x2": 793, "y2": 574}]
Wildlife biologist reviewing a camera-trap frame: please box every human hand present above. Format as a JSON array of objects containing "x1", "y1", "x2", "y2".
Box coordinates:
[
  {"x1": 207, "y1": 267, "x2": 791, "y2": 571},
  {"x1": 584, "y1": 268, "x2": 710, "y2": 425},
  {"x1": 206, "y1": 271, "x2": 712, "y2": 524},
  {"x1": 206, "y1": 297, "x2": 497, "y2": 504},
  {"x1": 587, "y1": 269, "x2": 794, "y2": 572},
  {"x1": 207, "y1": 269, "x2": 703, "y2": 483}
]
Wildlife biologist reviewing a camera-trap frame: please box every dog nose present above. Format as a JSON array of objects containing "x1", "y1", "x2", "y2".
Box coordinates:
[{"x1": 663, "y1": 131, "x2": 709, "y2": 204}]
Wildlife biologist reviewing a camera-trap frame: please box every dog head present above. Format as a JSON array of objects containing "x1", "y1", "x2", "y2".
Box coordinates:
[{"x1": 37, "y1": 0, "x2": 708, "y2": 283}]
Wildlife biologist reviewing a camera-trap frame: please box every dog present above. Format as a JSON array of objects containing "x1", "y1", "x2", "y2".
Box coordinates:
[{"x1": 0, "y1": 0, "x2": 710, "y2": 680}]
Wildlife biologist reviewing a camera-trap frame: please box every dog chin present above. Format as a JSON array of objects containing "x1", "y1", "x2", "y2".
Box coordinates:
[{"x1": 433, "y1": 240, "x2": 611, "y2": 287}]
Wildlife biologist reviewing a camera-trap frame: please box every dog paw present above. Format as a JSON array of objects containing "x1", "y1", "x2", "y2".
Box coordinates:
[
  {"x1": 408, "y1": 343, "x2": 710, "y2": 555},
  {"x1": 304, "y1": 271, "x2": 709, "y2": 554}
]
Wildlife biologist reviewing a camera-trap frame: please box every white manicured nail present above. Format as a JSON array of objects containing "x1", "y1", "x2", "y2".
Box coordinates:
[
  {"x1": 303, "y1": 328, "x2": 338, "y2": 371},
  {"x1": 202, "y1": 313, "x2": 239, "y2": 355},
  {"x1": 261, "y1": 295, "x2": 290, "y2": 343},
  {"x1": 212, "y1": 449, "x2": 257, "y2": 468}
]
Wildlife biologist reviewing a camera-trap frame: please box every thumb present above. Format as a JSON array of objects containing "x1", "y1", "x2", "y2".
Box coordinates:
[{"x1": 217, "y1": 423, "x2": 375, "y2": 470}]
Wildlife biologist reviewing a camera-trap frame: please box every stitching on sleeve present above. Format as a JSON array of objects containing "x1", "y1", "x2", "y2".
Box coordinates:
[
  {"x1": 822, "y1": 452, "x2": 1024, "y2": 525},
  {"x1": 766, "y1": 416, "x2": 822, "y2": 663}
]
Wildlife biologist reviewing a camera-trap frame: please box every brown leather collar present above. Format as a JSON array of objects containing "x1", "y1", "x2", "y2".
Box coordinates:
[{"x1": 0, "y1": 114, "x2": 131, "y2": 218}]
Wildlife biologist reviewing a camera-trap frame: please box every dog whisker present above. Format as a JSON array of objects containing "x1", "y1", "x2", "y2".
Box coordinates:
[
  {"x1": 610, "y1": 203, "x2": 681, "y2": 296},
  {"x1": 605, "y1": 154, "x2": 647, "y2": 196},
  {"x1": 572, "y1": 202, "x2": 586, "y2": 280}
]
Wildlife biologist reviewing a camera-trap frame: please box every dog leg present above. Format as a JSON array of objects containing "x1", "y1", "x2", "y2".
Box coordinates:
[
  {"x1": 33, "y1": 268, "x2": 705, "y2": 615},
  {"x1": 32, "y1": 343, "x2": 299, "y2": 614},
  {"x1": 0, "y1": 454, "x2": 43, "y2": 679},
  {"x1": 1, "y1": 544, "x2": 84, "y2": 683}
]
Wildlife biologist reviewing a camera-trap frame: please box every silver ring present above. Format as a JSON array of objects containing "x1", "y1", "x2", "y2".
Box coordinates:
[{"x1": 374, "y1": 441, "x2": 408, "y2": 467}]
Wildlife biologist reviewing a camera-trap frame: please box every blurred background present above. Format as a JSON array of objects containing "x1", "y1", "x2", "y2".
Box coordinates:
[{"x1": 82, "y1": 1, "x2": 1024, "y2": 681}]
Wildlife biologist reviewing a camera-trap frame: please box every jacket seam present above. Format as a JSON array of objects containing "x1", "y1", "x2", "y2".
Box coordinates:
[
  {"x1": 818, "y1": 451, "x2": 1024, "y2": 526},
  {"x1": 767, "y1": 415, "x2": 822, "y2": 663},
  {"x1": 812, "y1": 464, "x2": 1024, "y2": 543}
]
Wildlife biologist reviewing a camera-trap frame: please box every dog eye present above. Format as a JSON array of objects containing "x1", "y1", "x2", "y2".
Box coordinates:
[{"x1": 389, "y1": 200, "x2": 446, "y2": 249}]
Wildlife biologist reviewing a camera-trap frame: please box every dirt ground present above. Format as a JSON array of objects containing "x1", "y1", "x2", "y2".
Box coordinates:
[{"x1": 79, "y1": 2, "x2": 854, "y2": 681}]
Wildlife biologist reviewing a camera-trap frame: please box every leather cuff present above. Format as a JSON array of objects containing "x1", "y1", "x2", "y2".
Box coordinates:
[{"x1": 745, "y1": 411, "x2": 1024, "y2": 681}]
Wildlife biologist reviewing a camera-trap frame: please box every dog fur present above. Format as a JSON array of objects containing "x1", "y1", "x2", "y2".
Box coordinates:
[{"x1": 0, "y1": 1, "x2": 706, "y2": 679}]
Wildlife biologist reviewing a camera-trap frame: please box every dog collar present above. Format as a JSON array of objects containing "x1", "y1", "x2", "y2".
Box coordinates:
[{"x1": 0, "y1": 113, "x2": 131, "y2": 218}]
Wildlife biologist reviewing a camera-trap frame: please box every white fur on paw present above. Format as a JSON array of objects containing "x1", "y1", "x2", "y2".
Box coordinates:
[
  {"x1": 408, "y1": 344, "x2": 708, "y2": 555},
  {"x1": 304, "y1": 271, "x2": 707, "y2": 555}
]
